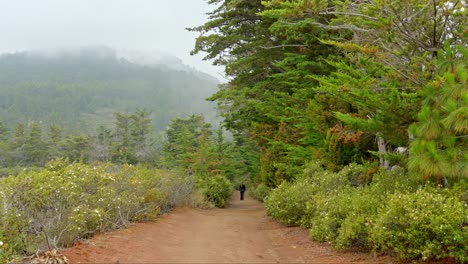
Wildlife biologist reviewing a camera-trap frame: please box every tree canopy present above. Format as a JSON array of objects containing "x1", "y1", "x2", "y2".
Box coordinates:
[{"x1": 191, "y1": 0, "x2": 467, "y2": 185}]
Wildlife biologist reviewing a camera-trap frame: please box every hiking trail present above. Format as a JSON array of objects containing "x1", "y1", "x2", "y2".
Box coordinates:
[{"x1": 63, "y1": 192, "x2": 393, "y2": 263}]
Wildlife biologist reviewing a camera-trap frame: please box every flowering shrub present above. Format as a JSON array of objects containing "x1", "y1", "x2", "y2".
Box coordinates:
[
  {"x1": 265, "y1": 163, "x2": 368, "y2": 228},
  {"x1": 0, "y1": 159, "x2": 195, "y2": 258},
  {"x1": 370, "y1": 188, "x2": 468, "y2": 262},
  {"x1": 0, "y1": 233, "x2": 15, "y2": 264},
  {"x1": 308, "y1": 187, "x2": 379, "y2": 249},
  {"x1": 265, "y1": 177, "x2": 320, "y2": 227},
  {"x1": 263, "y1": 162, "x2": 467, "y2": 262}
]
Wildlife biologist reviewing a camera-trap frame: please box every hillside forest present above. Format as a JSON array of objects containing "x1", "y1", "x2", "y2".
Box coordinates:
[
  {"x1": 0, "y1": 47, "x2": 219, "y2": 133},
  {"x1": 0, "y1": 0, "x2": 467, "y2": 263}
]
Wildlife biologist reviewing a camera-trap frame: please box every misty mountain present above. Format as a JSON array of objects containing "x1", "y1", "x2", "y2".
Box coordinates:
[
  {"x1": 116, "y1": 49, "x2": 219, "y2": 82},
  {"x1": 0, "y1": 47, "x2": 220, "y2": 133}
]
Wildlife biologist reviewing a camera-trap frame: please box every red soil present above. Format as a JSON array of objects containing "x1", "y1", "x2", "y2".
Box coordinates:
[{"x1": 63, "y1": 192, "x2": 395, "y2": 263}]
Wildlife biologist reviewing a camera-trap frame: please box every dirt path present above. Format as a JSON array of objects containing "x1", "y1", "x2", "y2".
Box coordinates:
[{"x1": 63, "y1": 192, "x2": 394, "y2": 263}]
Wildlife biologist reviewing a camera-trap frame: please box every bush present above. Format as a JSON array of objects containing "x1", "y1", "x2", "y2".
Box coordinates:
[
  {"x1": 190, "y1": 189, "x2": 216, "y2": 208},
  {"x1": 306, "y1": 169, "x2": 418, "y2": 249},
  {"x1": 261, "y1": 162, "x2": 467, "y2": 262},
  {"x1": 370, "y1": 188, "x2": 468, "y2": 262},
  {"x1": 0, "y1": 160, "x2": 196, "y2": 258},
  {"x1": 308, "y1": 187, "x2": 355, "y2": 242},
  {"x1": 0, "y1": 232, "x2": 16, "y2": 264},
  {"x1": 265, "y1": 178, "x2": 318, "y2": 227},
  {"x1": 265, "y1": 162, "x2": 361, "y2": 228},
  {"x1": 333, "y1": 169, "x2": 415, "y2": 249},
  {"x1": 200, "y1": 175, "x2": 232, "y2": 208},
  {"x1": 331, "y1": 188, "x2": 380, "y2": 249},
  {"x1": 250, "y1": 183, "x2": 271, "y2": 202}
]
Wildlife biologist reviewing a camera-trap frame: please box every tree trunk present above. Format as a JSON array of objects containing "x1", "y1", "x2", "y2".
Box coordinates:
[{"x1": 377, "y1": 136, "x2": 389, "y2": 169}]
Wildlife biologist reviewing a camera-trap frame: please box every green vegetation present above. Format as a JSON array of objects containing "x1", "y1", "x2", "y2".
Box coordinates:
[
  {"x1": 0, "y1": 160, "x2": 196, "y2": 261},
  {"x1": 0, "y1": 111, "x2": 249, "y2": 260},
  {"x1": 191, "y1": 0, "x2": 467, "y2": 262},
  {"x1": 0, "y1": 0, "x2": 466, "y2": 262},
  {"x1": 0, "y1": 110, "x2": 154, "y2": 169}
]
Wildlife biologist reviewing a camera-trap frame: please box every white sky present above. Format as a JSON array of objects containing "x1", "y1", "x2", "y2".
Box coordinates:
[{"x1": 0, "y1": 0, "x2": 224, "y2": 78}]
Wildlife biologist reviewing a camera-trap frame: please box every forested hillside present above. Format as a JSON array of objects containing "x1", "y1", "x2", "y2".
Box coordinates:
[{"x1": 0, "y1": 47, "x2": 219, "y2": 132}]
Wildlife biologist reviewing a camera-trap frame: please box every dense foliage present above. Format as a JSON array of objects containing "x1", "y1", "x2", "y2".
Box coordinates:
[
  {"x1": 0, "y1": 112, "x2": 254, "y2": 261},
  {"x1": 0, "y1": 160, "x2": 196, "y2": 262},
  {"x1": 264, "y1": 163, "x2": 467, "y2": 261},
  {"x1": 192, "y1": 0, "x2": 467, "y2": 261},
  {"x1": 0, "y1": 0, "x2": 466, "y2": 262}
]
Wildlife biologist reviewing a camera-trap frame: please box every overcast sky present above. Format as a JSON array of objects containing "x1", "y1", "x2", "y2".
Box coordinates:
[{"x1": 0, "y1": 0, "x2": 223, "y2": 78}]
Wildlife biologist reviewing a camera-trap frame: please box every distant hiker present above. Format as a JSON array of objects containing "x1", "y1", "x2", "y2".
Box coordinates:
[{"x1": 239, "y1": 183, "x2": 246, "y2": 200}]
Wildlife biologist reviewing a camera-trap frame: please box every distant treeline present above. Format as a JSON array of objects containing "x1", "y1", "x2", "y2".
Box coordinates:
[
  {"x1": 0, "y1": 113, "x2": 258, "y2": 180},
  {"x1": 0, "y1": 111, "x2": 154, "y2": 170}
]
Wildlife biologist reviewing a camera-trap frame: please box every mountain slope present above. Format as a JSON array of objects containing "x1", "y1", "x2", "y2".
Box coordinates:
[{"x1": 0, "y1": 47, "x2": 219, "y2": 132}]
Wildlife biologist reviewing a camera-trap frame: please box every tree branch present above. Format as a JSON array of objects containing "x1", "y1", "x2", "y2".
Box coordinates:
[
  {"x1": 317, "y1": 11, "x2": 378, "y2": 21},
  {"x1": 260, "y1": 44, "x2": 309, "y2": 49}
]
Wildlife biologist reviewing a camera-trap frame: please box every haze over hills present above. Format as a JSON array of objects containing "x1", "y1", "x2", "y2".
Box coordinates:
[{"x1": 0, "y1": 46, "x2": 220, "y2": 133}]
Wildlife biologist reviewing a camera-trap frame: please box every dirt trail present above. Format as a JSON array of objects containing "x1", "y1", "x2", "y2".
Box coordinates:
[{"x1": 64, "y1": 192, "x2": 394, "y2": 263}]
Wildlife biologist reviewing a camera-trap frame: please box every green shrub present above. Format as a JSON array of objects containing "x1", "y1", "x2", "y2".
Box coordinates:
[
  {"x1": 333, "y1": 188, "x2": 380, "y2": 249},
  {"x1": 265, "y1": 178, "x2": 318, "y2": 227},
  {"x1": 250, "y1": 183, "x2": 271, "y2": 202},
  {"x1": 190, "y1": 189, "x2": 216, "y2": 208},
  {"x1": 308, "y1": 187, "x2": 354, "y2": 242},
  {"x1": 370, "y1": 188, "x2": 468, "y2": 262},
  {"x1": 263, "y1": 162, "x2": 466, "y2": 262},
  {"x1": 302, "y1": 160, "x2": 325, "y2": 178},
  {"x1": 201, "y1": 175, "x2": 232, "y2": 208},
  {"x1": 306, "y1": 169, "x2": 417, "y2": 248},
  {"x1": 0, "y1": 160, "x2": 196, "y2": 258},
  {"x1": 305, "y1": 165, "x2": 351, "y2": 191},
  {"x1": 0, "y1": 231, "x2": 16, "y2": 263},
  {"x1": 333, "y1": 169, "x2": 415, "y2": 249}
]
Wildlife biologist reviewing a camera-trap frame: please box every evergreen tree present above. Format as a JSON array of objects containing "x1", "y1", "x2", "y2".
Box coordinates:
[
  {"x1": 164, "y1": 115, "x2": 210, "y2": 168},
  {"x1": 110, "y1": 112, "x2": 137, "y2": 164},
  {"x1": 48, "y1": 124, "x2": 63, "y2": 160},
  {"x1": 0, "y1": 122, "x2": 10, "y2": 166},
  {"x1": 130, "y1": 110, "x2": 152, "y2": 162},
  {"x1": 24, "y1": 122, "x2": 48, "y2": 165},
  {"x1": 93, "y1": 125, "x2": 112, "y2": 162},
  {"x1": 409, "y1": 45, "x2": 467, "y2": 183},
  {"x1": 62, "y1": 135, "x2": 92, "y2": 163},
  {"x1": 191, "y1": 0, "x2": 337, "y2": 185}
]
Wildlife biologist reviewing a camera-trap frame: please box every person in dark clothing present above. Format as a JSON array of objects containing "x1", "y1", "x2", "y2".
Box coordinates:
[{"x1": 239, "y1": 183, "x2": 246, "y2": 200}]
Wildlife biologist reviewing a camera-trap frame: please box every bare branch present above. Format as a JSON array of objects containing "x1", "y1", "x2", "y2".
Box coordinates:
[
  {"x1": 317, "y1": 11, "x2": 378, "y2": 21},
  {"x1": 260, "y1": 44, "x2": 309, "y2": 49}
]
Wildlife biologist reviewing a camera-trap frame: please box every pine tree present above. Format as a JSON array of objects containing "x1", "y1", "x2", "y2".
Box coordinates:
[
  {"x1": 409, "y1": 45, "x2": 467, "y2": 183},
  {"x1": 163, "y1": 115, "x2": 211, "y2": 168},
  {"x1": 62, "y1": 135, "x2": 91, "y2": 162},
  {"x1": 0, "y1": 122, "x2": 9, "y2": 166},
  {"x1": 110, "y1": 112, "x2": 137, "y2": 164},
  {"x1": 48, "y1": 124, "x2": 63, "y2": 160},
  {"x1": 129, "y1": 110, "x2": 152, "y2": 162},
  {"x1": 24, "y1": 122, "x2": 48, "y2": 165}
]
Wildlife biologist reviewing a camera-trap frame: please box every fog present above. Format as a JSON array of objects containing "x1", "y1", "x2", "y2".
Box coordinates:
[{"x1": 0, "y1": 0, "x2": 223, "y2": 78}]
